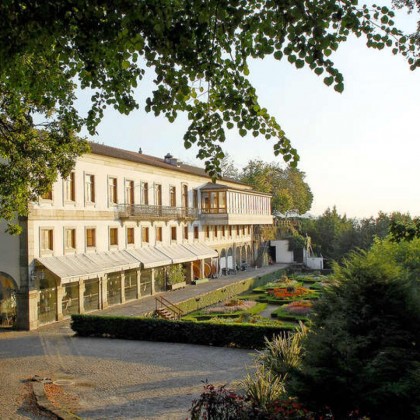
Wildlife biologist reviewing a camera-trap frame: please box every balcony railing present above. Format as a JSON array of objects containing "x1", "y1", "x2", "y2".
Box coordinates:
[{"x1": 117, "y1": 204, "x2": 198, "y2": 221}]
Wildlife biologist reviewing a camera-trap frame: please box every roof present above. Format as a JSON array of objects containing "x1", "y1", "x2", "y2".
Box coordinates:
[
  {"x1": 199, "y1": 182, "x2": 271, "y2": 196},
  {"x1": 88, "y1": 142, "x2": 247, "y2": 186}
]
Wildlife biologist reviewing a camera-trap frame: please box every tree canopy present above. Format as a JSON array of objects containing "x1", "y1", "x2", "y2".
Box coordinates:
[
  {"x1": 240, "y1": 160, "x2": 313, "y2": 214},
  {"x1": 0, "y1": 1, "x2": 418, "y2": 232}
]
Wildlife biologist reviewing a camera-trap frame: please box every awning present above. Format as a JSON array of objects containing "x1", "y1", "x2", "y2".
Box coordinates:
[
  {"x1": 37, "y1": 250, "x2": 141, "y2": 284},
  {"x1": 182, "y1": 243, "x2": 218, "y2": 260},
  {"x1": 155, "y1": 244, "x2": 197, "y2": 264},
  {"x1": 126, "y1": 246, "x2": 172, "y2": 269},
  {"x1": 86, "y1": 250, "x2": 139, "y2": 273},
  {"x1": 37, "y1": 254, "x2": 106, "y2": 283}
]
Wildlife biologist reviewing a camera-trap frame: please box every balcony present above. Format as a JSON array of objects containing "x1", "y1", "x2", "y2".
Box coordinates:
[{"x1": 117, "y1": 204, "x2": 198, "y2": 222}]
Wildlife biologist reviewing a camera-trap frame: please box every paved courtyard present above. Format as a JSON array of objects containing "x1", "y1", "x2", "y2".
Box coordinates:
[{"x1": 0, "y1": 265, "x2": 285, "y2": 419}]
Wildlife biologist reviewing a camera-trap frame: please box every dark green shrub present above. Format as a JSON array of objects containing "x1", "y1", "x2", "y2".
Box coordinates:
[
  {"x1": 71, "y1": 314, "x2": 292, "y2": 349},
  {"x1": 289, "y1": 240, "x2": 420, "y2": 419}
]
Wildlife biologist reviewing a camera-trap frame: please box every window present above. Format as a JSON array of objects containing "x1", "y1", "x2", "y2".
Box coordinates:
[
  {"x1": 193, "y1": 189, "x2": 198, "y2": 209},
  {"x1": 108, "y1": 177, "x2": 118, "y2": 205},
  {"x1": 155, "y1": 184, "x2": 162, "y2": 206},
  {"x1": 194, "y1": 226, "x2": 199, "y2": 239},
  {"x1": 142, "y1": 227, "x2": 149, "y2": 243},
  {"x1": 206, "y1": 226, "x2": 210, "y2": 239},
  {"x1": 127, "y1": 227, "x2": 135, "y2": 245},
  {"x1": 64, "y1": 228, "x2": 76, "y2": 249},
  {"x1": 109, "y1": 228, "x2": 118, "y2": 246},
  {"x1": 171, "y1": 226, "x2": 177, "y2": 241},
  {"x1": 229, "y1": 226, "x2": 232, "y2": 237},
  {"x1": 236, "y1": 225, "x2": 240, "y2": 235},
  {"x1": 85, "y1": 174, "x2": 95, "y2": 203},
  {"x1": 242, "y1": 225, "x2": 246, "y2": 235},
  {"x1": 201, "y1": 191, "x2": 227, "y2": 213},
  {"x1": 156, "y1": 226, "x2": 163, "y2": 242},
  {"x1": 184, "y1": 225, "x2": 189, "y2": 240},
  {"x1": 86, "y1": 228, "x2": 96, "y2": 248},
  {"x1": 125, "y1": 180, "x2": 134, "y2": 205},
  {"x1": 65, "y1": 172, "x2": 75, "y2": 202},
  {"x1": 141, "y1": 182, "x2": 149, "y2": 205},
  {"x1": 214, "y1": 225, "x2": 218, "y2": 238},
  {"x1": 248, "y1": 225, "x2": 251, "y2": 234},
  {"x1": 182, "y1": 184, "x2": 188, "y2": 208},
  {"x1": 169, "y1": 186, "x2": 176, "y2": 207},
  {"x1": 40, "y1": 229, "x2": 53, "y2": 251},
  {"x1": 222, "y1": 225, "x2": 226, "y2": 237}
]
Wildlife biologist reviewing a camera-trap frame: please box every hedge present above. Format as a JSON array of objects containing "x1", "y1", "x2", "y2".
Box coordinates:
[
  {"x1": 71, "y1": 314, "x2": 292, "y2": 349},
  {"x1": 173, "y1": 269, "x2": 285, "y2": 315}
]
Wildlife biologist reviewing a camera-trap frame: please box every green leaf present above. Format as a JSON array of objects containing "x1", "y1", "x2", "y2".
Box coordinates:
[
  {"x1": 334, "y1": 83, "x2": 344, "y2": 93},
  {"x1": 323, "y1": 76, "x2": 334, "y2": 86}
]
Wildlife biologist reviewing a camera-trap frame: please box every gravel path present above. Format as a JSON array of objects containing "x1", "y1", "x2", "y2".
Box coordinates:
[
  {"x1": 0, "y1": 265, "x2": 285, "y2": 419},
  {"x1": 0, "y1": 327, "x2": 255, "y2": 419}
]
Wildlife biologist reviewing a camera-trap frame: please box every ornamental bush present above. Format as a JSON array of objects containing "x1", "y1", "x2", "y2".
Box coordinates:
[{"x1": 289, "y1": 239, "x2": 420, "y2": 419}]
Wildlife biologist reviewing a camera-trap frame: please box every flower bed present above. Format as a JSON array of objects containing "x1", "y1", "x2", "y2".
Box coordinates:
[
  {"x1": 267, "y1": 286, "x2": 312, "y2": 299},
  {"x1": 204, "y1": 299, "x2": 257, "y2": 314},
  {"x1": 282, "y1": 300, "x2": 313, "y2": 316}
]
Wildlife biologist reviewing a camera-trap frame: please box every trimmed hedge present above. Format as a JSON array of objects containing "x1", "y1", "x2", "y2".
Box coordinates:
[
  {"x1": 71, "y1": 314, "x2": 292, "y2": 349},
  {"x1": 174, "y1": 269, "x2": 285, "y2": 314}
]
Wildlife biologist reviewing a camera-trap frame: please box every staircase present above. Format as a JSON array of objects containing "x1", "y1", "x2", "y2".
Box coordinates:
[
  {"x1": 155, "y1": 295, "x2": 184, "y2": 320},
  {"x1": 155, "y1": 308, "x2": 176, "y2": 320}
]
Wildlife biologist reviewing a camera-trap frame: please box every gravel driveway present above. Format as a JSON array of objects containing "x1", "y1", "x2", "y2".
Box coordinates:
[{"x1": 0, "y1": 326, "x2": 255, "y2": 419}]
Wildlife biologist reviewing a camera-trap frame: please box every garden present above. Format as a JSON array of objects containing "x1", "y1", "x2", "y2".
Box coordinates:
[
  {"x1": 190, "y1": 238, "x2": 420, "y2": 419},
  {"x1": 182, "y1": 273, "x2": 329, "y2": 326}
]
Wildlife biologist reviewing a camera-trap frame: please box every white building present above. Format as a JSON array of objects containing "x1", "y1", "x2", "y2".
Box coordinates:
[{"x1": 0, "y1": 143, "x2": 273, "y2": 330}]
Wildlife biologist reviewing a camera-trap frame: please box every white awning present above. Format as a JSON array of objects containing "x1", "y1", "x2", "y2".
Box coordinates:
[
  {"x1": 182, "y1": 243, "x2": 218, "y2": 260},
  {"x1": 37, "y1": 250, "x2": 140, "y2": 284},
  {"x1": 126, "y1": 247, "x2": 172, "y2": 269},
  {"x1": 86, "y1": 250, "x2": 139, "y2": 273},
  {"x1": 155, "y1": 244, "x2": 197, "y2": 264},
  {"x1": 37, "y1": 254, "x2": 105, "y2": 283}
]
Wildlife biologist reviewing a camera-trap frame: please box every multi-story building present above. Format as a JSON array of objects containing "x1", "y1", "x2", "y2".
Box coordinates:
[{"x1": 0, "y1": 143, "x2": 273, "y2": 330}]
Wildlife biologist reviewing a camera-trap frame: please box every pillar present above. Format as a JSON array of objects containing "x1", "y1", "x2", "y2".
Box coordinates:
[
  {"x1": 136, "y1": 269, "x2": 141, "y2": 299},
  {"x1": 121, "y1": 271, "x2": 126, "y2": 303},
  {"x1": 79, "y1": 279, "x2": 85, "y2": 314},
  {"x1": 100, "y1": 276, "x2": 108, "y2": 309},
  {"x1": 56, "y1": 284, "x2": 64, "y2": 320}
]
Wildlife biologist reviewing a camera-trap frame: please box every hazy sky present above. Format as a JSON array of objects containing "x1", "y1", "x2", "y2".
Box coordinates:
[{"x1": 79, "y1": 3, "x2": 419, "y2": 219}]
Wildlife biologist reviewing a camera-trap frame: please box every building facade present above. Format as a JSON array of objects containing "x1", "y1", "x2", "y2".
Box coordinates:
[{"x1": 0, "y1": 143, "x2": 273, "y2": 330}]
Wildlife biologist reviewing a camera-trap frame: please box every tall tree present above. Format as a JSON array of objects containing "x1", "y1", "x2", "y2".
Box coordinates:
[
  {"x1": 219, "y1": 153, "x2": 240, "y2": 181},
  {"x1": 241, "y1": 160, "x2": 313, "y2": 214},
  {"x1": 0, "y1": 1, "x2": 418, "y2": 232}
]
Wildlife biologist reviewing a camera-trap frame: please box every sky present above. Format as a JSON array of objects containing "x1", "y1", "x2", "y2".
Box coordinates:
[{"x1": 79, "y1": 3, "x2": 419, "y2": 219}]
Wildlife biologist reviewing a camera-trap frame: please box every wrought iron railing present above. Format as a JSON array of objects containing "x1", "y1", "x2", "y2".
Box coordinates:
[
  {"x1": 155, "y1": 295, "x2": 184, "y2": 320},
  {"x1": 117, "y1": 204, "x2": 198, "y2": 221}
]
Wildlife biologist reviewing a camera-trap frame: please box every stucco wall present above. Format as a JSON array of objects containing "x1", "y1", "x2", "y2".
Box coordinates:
[{"x1": 271, "y1": 240, "x2": 294, "y2": 264}]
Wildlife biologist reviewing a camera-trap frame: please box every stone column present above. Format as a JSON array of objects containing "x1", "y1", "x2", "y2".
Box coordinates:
[
  {"x1": 136, "y1": 269, "x2": 141, "y2": 299},
  {"x1": 151, "y1": 269, "x2": 155, "y2": 295},
  {"x1": 186, "y1": 261, "x2": 194, "y2": 284},
  {"x1": 56, "y1": 284, "x2": 64, "y2": 320},
  {"x1": 121, "y1": 271, "x2": 126, "y2": 303},
  {"x1": 200, "y1": 260, "x2": 205, "y2": 279},
  {"x1": 79, "y1": 279, "x2": 85, "y2": 314},
  {"x1": 15, "y1": 288, "x2": 39, "y2": 330},
  {"x1": 101, "y1": 276, "x2": 108, "y2": 309}
]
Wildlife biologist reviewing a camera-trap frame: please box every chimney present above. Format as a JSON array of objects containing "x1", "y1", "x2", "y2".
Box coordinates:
[
  {"x1": 164, "y1": 153, "x2": 181, "y2": 166},
  {"x1": 138, "y1": 147, "x2": 142, "y2": 154}
]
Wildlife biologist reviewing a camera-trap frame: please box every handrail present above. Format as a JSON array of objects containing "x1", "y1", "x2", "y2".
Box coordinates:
[
  {"x1": 117, "y1": 204, "x2": 198, "y2": 220},
  {"x1": 155, "y1": 295, "x2": 184, "y2": 319}
]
